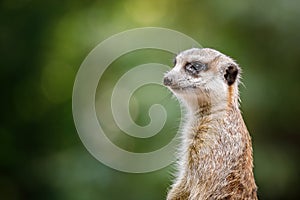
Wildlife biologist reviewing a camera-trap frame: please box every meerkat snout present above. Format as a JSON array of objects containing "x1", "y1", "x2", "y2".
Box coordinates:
[{"x1": 163, "y1": 76, "x2": 173, "y2": 86}]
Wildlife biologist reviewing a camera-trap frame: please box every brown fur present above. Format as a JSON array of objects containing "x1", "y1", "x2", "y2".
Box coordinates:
[{"x1": 164, "y1": 48, "x2": 258, "y2": 200}]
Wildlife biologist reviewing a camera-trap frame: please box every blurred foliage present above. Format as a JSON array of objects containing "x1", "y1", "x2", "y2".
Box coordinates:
[{"x1": 1, "y1": 0, "x2": 300, "y2": 199}]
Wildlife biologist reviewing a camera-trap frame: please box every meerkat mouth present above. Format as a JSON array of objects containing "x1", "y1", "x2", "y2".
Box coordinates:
[{"x1": 169, "y1": 85, "x2": 197, "y2": 92}]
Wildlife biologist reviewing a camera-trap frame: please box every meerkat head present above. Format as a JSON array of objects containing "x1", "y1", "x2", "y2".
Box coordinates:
[{"x1": 163, "y1": 48, "x2": 240, "y2": 113}]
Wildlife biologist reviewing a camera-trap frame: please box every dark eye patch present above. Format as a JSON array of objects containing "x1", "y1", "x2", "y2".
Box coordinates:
[{"x1": 185, "y1": 61, "x2": 208, "y2": 76}]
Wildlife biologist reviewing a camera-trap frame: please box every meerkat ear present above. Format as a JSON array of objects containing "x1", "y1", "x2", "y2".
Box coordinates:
[{"x1": 224, "y1": 64, "x2": 239, "y2": 86}]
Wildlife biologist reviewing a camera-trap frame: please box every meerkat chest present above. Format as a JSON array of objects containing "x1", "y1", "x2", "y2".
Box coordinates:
[{"x1": 183, "y1": 116, "x2": 246, "y2": 174}]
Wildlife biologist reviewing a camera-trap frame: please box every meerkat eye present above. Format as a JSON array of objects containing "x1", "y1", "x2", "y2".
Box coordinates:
[
  {"x1": 173, "y1": 57, "x2": 177, "y2": 67},
  {"x1": 185, "y1": 62, "x2": 207, "y2": 76}
]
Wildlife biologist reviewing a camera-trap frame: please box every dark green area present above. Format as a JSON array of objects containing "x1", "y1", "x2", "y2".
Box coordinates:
[{"x1": 1, "y1": 0, "x2": 300, "y2": 199}]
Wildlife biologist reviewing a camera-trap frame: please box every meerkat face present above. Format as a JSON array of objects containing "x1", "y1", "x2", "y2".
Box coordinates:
[{"x1": 163, "y1": 48, "x2": 240, "y2": 109}]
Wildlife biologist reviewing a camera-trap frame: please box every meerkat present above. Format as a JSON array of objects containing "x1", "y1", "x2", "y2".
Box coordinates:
[{"x1": 163, "y1": 48, "x2": 258, "y2": 200}]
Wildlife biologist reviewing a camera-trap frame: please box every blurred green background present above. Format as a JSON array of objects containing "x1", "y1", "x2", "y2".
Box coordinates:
[{"x1": 1, "y1": 0, "x2": 300, "y2": 199}]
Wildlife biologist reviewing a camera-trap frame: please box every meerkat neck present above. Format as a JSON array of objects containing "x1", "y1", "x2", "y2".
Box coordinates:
[{"x1": 184, "y1": 99, "x2": 235, "y2": 123}]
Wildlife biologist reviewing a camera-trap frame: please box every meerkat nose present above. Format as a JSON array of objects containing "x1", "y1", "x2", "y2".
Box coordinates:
[{"x1": 163, "y1": 76, "x2": 173, "y2": 86}]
